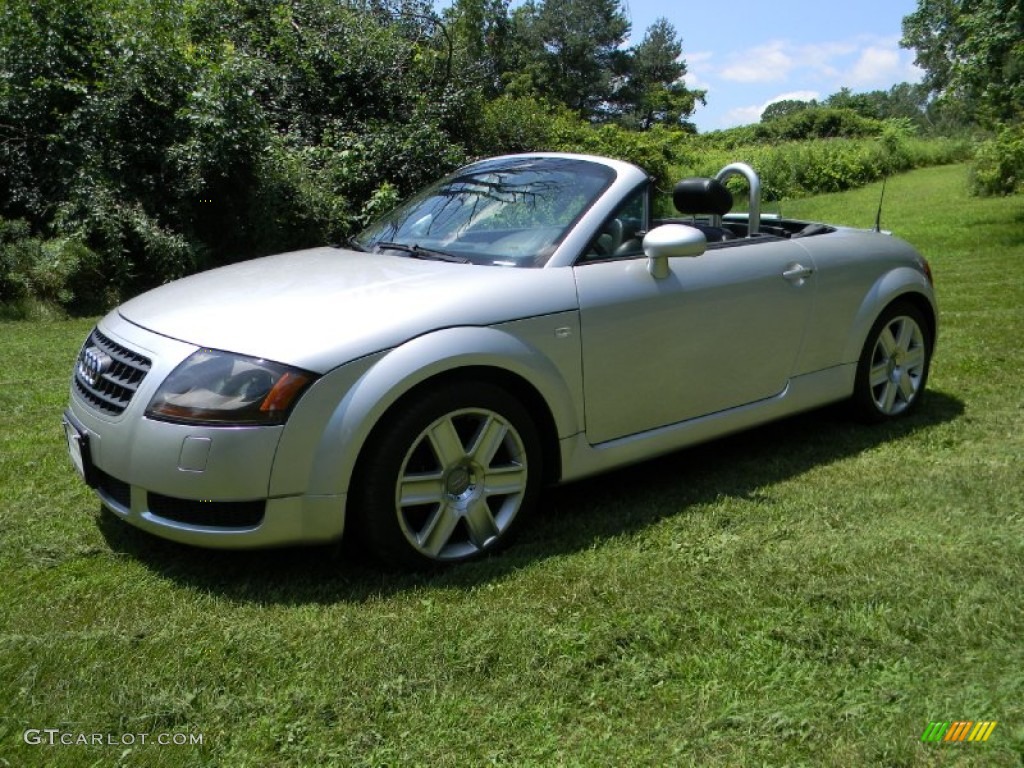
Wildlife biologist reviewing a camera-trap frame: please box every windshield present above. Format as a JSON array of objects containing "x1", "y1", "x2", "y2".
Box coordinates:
[{"x1": 355, "y1": 157, "x2": 615, "y2": 267}]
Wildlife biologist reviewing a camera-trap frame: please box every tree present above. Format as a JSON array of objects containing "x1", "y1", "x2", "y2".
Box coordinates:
[
  {"x1": 614, "y1": 17, "x2": 705, "y2": 129},
  {"x1": 824, "y1": 87, "x2": 884, "y2": 119},
  {"x1": 0, "y1": 0, "x2": 472, "y2": 307},
  {"x1": 876, "y1": 83, "x2": 930, "y2": 122},
  {"x1": 444, "y1": 0, "x2": 511, "y2": 98},
  {"x1": 761, "y1": 98, "x2": 817, "y2": 122},
  {"x1": 901, "y1": 0, "x2": 1024, "y2": 126},
  {"x1": 825, "y1": 83, "x2": 965, "y2": 132},
  {"x1": 754, "y1": 107, "x2": 883, "y2": 142},
  {"x1": 509, "y1": 0, "x2": 630, "y2": 116}
]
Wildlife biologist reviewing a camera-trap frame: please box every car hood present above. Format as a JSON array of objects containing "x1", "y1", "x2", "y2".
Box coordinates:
[{"x1": 117, "y1": 247, "x2": 578, "y2": 372}]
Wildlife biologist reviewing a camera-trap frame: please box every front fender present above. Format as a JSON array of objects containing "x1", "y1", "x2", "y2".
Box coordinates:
[{"x1": 270, "y1": 313, "x2": 583, "y2": 499}]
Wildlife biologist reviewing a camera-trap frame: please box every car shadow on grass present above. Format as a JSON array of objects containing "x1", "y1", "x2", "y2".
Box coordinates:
[{"x1": 96, "y1": 390, "x2": 964, "y2": 603}]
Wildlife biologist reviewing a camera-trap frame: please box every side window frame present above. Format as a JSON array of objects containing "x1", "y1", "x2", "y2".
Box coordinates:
[{"x1": 575, "y1": 181, "x2": 652, "y2": 265}]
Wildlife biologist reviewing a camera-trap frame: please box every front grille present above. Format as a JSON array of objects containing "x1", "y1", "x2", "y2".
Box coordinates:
[
  {"x1": 147, "y1": 493, "x2": 266, "y2": 529},
  {"x1": 73, "y1": 328, "x2": 152, "y2": 415}
]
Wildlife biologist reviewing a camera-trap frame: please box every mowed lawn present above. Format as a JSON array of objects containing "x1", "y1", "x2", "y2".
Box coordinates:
[{"x1": 1, "y1": 164, "x2": 1021, "y2": 766}]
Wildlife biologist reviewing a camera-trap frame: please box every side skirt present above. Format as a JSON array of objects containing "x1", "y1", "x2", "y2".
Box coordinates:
[{"x1": 557, "y1": 364, "x2": 856, "y2": 483}]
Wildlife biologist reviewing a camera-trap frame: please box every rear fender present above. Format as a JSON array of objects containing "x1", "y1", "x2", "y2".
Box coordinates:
[{"x1": 842, "y1": 267, "x2": 937, "y2": 364}]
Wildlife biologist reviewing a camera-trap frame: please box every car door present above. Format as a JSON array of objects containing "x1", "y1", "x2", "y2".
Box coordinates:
[{"x1": 573, "y1": 205, "x2": 817, "y2": 445}]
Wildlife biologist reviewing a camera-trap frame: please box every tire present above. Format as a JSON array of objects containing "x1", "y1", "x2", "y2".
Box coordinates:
[
  {"x1": 851, "y1": 300, "x2": 933, "y2": 422},
  {"x1": 350, "y1": 381, "x2": 542, "y2": 569}
]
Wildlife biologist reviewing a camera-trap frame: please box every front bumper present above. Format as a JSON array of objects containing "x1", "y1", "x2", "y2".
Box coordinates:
[{"x1": 64, "y1": 313, "x2": 346, "y2": 548}]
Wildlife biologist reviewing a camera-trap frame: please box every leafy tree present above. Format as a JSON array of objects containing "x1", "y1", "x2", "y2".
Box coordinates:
[
  {"x1": 509, "y1": 0, "x2": 630, "y2": 116},
  {"x1": 0, "y1": 0, "x2": 470, "y2": 307},
  {"x1": 901, "y1": 0, "x2": 1024, "y2": 125},
  {"x1": 754, "y1": 107, "x2": 883, "y2": 142},
  {"x1": 444, "y1": 0, "x2": 511, "y2": 98},
  {"x1": 761, "y1": 99, "x2": 817, "y2": 122},
  {"x1": 769, "y1": 84, "x2": 967, "y2": 135},
  {"x1": 824, "y1": 87, "x2": 885, "y2": 119},
  {"x1": 824, "y1": 84, "x2": 950, "y2": 126},
  {"x1": 876, "y1": 83, "x2": 930, "y2": 122},
  {"x1": 613, "y1": 17, "x2": 705, "y2": 129}
]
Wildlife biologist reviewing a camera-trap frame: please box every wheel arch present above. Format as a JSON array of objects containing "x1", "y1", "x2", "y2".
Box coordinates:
[
  {"x1": 893, "y1": 291, "x2": 937, "y2": 349},
  {"x1": 353, "y1": 365, "x2": 564, "y2": 489},
  {"x1": 843, "y1": 268, "x2": 937, "y2": 364},
  {"x1": 301, "y1": 325, "x2": 579, "y2": 503}
]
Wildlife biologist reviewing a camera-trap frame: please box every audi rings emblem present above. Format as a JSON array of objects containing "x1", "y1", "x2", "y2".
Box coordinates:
[{"x1": 78, "y1": 346, "x2": 113, "y2": 388}]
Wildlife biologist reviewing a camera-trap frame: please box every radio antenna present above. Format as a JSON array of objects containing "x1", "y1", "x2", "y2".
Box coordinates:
[{"x1": 874, "y1": 176, "x2": 888, "y2": 232}]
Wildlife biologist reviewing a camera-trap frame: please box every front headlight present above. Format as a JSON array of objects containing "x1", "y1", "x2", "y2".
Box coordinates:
[{"x1": 145, "y1": 350, "x2": 317, "y2": 425}]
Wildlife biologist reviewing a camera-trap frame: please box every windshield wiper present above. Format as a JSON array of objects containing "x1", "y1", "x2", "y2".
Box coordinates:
[
  {"x1": 340, "y1": 236, "x2": 367, "y2": 252},
  {"x1": 374, "y1": 241, "x2": 469, "y2": 264}
]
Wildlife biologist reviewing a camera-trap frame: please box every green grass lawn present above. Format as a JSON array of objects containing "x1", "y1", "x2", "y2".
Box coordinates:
[{"x1": 1, "y1": 164, "x2": 1021, "y2": 766}]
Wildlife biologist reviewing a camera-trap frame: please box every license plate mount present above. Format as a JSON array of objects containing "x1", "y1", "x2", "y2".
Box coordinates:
[{"x1": 62, "y1": 413, "x2": 97, "y2": 488}]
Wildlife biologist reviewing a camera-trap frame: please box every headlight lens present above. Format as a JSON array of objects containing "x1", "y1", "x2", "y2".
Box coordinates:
[{"x1": 145, "y1": 350, "x2": 317, "y2": 425}]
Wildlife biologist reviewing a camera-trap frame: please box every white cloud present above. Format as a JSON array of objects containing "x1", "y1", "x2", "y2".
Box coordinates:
[
  {"x1": 695, "y1": 34, "x2": 928, "y2": 132},
  {"x1": 721, "y1": 104, "x2": 765, "y2": 126},
  {"x1": 765, "y1": 90, "x2": 820, "y2": 107},
  {"x1": 716, "y1": 36, "x2": 921, "y2": 89},
  {"x1": 718, "y1": 40, "x2": 862, "y2": 84},
  {"x1": 842, "y1": 38, "x2": 925, "y2": 88},
  {"x1": 683, "y1": 51, "x2": 714, "y2": 91},
  {"x1": 847, "y1": 47, "x2": 902, "y2": 86},
  {"x1": 720, "y1": 42, "x2": 794, "y2": 83},
  {"x1": 794, "y1": 41, "x2": 859, "y2": 80},
  {"x1": 719, "y1": 90, "x2": 820, "y2": 129}
]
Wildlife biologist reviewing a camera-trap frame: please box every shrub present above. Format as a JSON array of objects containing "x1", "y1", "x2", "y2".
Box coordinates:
[
  {"x1": 0, "y1": 218, "x2": 104, "y2": 314},
  {"x1": 753, "y1": 108, "x2": 884, "y2": 143},
  {"x1": 970, "y1": 125, "x2": 1024, "y2": 196},
  {"x1": 0, "y1": 0, "x2": 474, "y2": 306},
  {"x1": 476, "y1": 95, "x2": 565, "y2": 154},
  {"x1": 475, "y1": 95, "x2": 683, "y2": 188},
  {"x1": 669, "y1": 134, "x2": 976, "y2": 203}
]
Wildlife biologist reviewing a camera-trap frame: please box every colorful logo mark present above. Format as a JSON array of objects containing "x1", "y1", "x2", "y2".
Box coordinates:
[{"x1": 921, "y1": 721, "x2": 997, "y2": 743}]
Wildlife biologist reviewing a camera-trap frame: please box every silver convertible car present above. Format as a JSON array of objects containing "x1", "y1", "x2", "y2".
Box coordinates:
[{"x1": 63, "y1": 153, "x2": 936, "y2": 567}]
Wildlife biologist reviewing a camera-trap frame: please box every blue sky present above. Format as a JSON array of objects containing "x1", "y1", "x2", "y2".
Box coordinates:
[{"x1": 621, "y1": 0, "x2": 924, "y2": 131}]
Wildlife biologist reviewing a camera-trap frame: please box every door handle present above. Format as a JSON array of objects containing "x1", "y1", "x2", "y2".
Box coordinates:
[{"x1": 783, "y1": 263, "x2": 814, "y2": 282}]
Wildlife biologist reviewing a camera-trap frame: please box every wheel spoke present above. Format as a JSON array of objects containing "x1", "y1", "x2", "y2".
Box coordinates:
[
  {"x1": 898, "y1": 370, "x2": 918, "y2": 402},
  {"x1": 483, "y1": 464, "x2": 527, "y2": 497},
  {"x1": 464, "y1": 498, "x2": 499, "y2": 548},
  {"x1": 880, "y1": 380, "x2": 898, "y2": 413},
  {"x1": 399, "y1": 473, "x2": 445, "y2": 506},
  {"x1": 904, "y1": 345, "x2": 926, "y2": 371},
  {"x1": 417, "y1": 502, "x2": 461, "y2": 557},
  {"x1": 469, "y1": 415, "x2": 508, "y2": 467},
  {"x1": 895, "y1": 318, "x2": 914, "y2": 353},
  {"x1": 427, "y1": 417, "x2": 466, "y2": 466},
  {"x1": 877, "y1": 326, "x2": 898, "y2": 357},
  {"x1": 870, "y1": 361, "x2": 890, "y2": 387}
]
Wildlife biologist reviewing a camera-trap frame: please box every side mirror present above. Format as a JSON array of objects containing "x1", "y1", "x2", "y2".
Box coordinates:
[{"x1": 643, "y1": 225, "x2": 707, "y2": 279}]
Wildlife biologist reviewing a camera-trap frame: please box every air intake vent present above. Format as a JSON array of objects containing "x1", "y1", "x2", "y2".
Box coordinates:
[{"x1": 147, "y1": 494, "x2": 266, "y2": 529}]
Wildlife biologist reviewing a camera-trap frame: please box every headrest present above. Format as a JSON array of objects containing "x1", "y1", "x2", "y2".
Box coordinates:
[{"x1": 673, "y1": 178, "x2": 733, "y2": 216}]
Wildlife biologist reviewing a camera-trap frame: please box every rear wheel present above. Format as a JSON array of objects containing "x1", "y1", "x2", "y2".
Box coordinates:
[
  {"x1": 851, "y1": 301, "x2": 932, "y2": 422},
  {"x1": 351, "y1": 381, "x2": 541, "y2": 569}
]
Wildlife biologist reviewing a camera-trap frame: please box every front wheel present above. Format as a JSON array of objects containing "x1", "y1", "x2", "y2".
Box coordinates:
[
  {"x1": 351, "y1": 381, "x2": 541, "y2": 569},
  {"x1": 851, "y1": 301, "x2": 933, "y2": 422}
]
